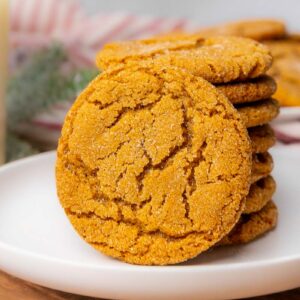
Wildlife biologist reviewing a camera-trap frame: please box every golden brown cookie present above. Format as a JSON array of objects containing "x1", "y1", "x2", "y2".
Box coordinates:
[
  {"x1": 244, "y1": 176, "x2": 276, "y2": 214},
  {"x1": 251, "y1": 152, "x2": 274, "y2": 183},
  {"x1": 265, "y1": 36, "x2": 300, "y2": 59},
  {"x1": 97, "y1": 36, "x2": 272, "y2": 83},
  {"x1": 219, "y1": 201, "x2": 278, "y2": 246},
  {"x1": 269, "y1": 55, "x2": 300, "y2": 106},
  {"x1": 248, "y1": 124, "x2": 276, "y2": 153},
  {"x1": 216, "y1": 76, "x2": 276, "y2": 104},
  {"x1": 198, "y1": 19, "x2": 286, "y2": 41},
  {"x1": 56, "y1": 64, "x2": 252, "y2": 265},
  {"x1": 265, "y1": 37, "x2": 300, "y2": 106},
  {"x1": 237, "y1": 99, "x2": 280, "y2": 128},
  {"x1": 274, "y1": 76, "x2": 300, "y2": 106}
]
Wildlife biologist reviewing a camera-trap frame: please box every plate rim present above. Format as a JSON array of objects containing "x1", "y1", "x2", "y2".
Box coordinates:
[{"x1": 0, "y1": 148, "x2": 300, "y2": 273}]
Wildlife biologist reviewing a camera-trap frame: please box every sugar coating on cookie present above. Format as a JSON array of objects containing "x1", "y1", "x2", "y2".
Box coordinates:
[
  {"x1": 97, "y1": 36, "x2": 272, "y2": 83},
  {"x1": 216, "y1": 75, "x2": 277, "y2": 104},
  {"x1": 56, "y1": 65, "x2": 252, "y2": 265},
  {"x1": 244, "y1": 176, "x2": 276, "y2": 214},
  {"x1": 219, "y1": 201, "x2": 278, "y2": 246},
  {"x1": 197, "y1": 19, "x2": 286, "y2": 41},
  {"x1": 248, "y1": 125, "x2": 276, "y2": 153},
  {"x1": 237, "y1": 99, "x2": 280, "y2": 128}
]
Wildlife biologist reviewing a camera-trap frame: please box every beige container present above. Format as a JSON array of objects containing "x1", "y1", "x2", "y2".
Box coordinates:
[{"x1": 0, "y1": 0, "x2": 8, "y2": 164}]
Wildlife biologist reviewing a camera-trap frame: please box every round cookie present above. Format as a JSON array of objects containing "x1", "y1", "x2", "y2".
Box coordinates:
[
  {"x1": 266, "y1": 37, "x2": 300, "y2": 106},
  {"x1": 251, "y1": 152, "x2": 274, "y2": 184},
  {"x1": 216, "y1": 76, "x2": 277, "y2": 104},
  {"x1": 274, "y1": 76, "x2": 300, "y2": 106},
  {"x1": 197, "y1": 19, "x2": 286, "y2": 41},
  {"x1": 237, "y1": 99, "x2": 280, "y2": 128},
  {"x1": 56, "y1": 64, "x2": 252, "y2": 265},
  {"x1": 219, "y1": 201, "x2": 278, "y2": 246},
  {"x1": 248, "y1": 124, "x2": 276, "y2": 153},
  {"x1": 244, "y1": 176, "x2": 276, "y2": 214},
  {"x1": 265, "y1": 36, "x2": 300, "y2": 59},
  {"x1": 96, "y1": 36, "x2": 272, "y2": 83},
  {"x1": 269, "y1": 55, "x2": 300, "y2": 106}
]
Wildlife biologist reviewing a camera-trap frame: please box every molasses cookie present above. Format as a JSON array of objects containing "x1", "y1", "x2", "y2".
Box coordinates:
[
  {"x1": 97, "y1": 36, "x2": 272, "y2": 84},
  {"x1": 251, "y1": 152, "x2": 273, "y2": 183},
  {"x1": 248, "y1": 125, "x2": 276, "y2": 153},
  {"x1": 56, "y1": 64, "x2": 252, "y2": 265},
  {"x1": 237, "y1": 99, "x2": 280, "y2": 128},
  {"x1": 216, "y1": 76, "x2": 276, "y2": 104},
  {"x1": 244, "y1": 176, "x2": 276, "y2": 214},
  {"x1": 197, "y1": 19, "x2": 286, "y2": 41},
  {"x1": 219, "y1": 201, "x2": 278, "y2": 246}
]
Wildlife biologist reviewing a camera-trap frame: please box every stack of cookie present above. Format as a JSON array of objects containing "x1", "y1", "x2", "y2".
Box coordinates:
[
  {"x1": 56, "y1": 35, "x2": 279, "y2": 265},
  {"x1": 265, "y1": 34, "x2": 300, "y2": 107},
  {"x1": 96, "y1": 35, "x2": 279, "y2": 247},
  {"x1": 197, "y1": 18, "x2": 300, "y2": 106}
]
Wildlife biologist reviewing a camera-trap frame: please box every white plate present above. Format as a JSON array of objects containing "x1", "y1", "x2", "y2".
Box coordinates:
[
  {"x1": 274, "y1": 107, "x2": 300, "y2": 123},
  {"x1": 0, "y1": 147, "x2": 300, "y2": 300}
]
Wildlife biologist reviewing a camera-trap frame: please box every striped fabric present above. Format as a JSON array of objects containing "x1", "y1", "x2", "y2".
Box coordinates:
[
  {"x1": 10, "y1": 0, "x2": 195, "y2": 67},
  {"x1": 9, "y1": 0, "x2": 300, "y2": 147}
]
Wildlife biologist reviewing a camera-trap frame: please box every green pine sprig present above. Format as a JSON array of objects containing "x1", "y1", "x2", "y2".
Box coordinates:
[{"x1": 7, "y1": 44, "x2": 98, "y2": 130}]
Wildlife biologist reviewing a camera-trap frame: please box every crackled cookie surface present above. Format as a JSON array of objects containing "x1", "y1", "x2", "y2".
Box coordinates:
[
  {"x1": 219, "y1": 201, "x2": 278, "y2": 246},
  {"x1": 97, "y1": 36, "x2": 272, "y2": 83},
  {"x1": 56, "y1": 65, "x2": 252, "y2": 265},
  {"x1": 216, "y1": 76, "x2": 276, "y2": 104},
  {"x1": 244, "y1": 176, "x2": 276, "y2": 214}
]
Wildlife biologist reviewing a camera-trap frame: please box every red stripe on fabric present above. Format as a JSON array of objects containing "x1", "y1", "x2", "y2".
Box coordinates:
[
  {"x1": 92, "y1": 14, "x2": 136, "y2": 47},
  {"x1": 62, "y1": 1, "x2": 76, "y2": 32},
  {"x1": 12, "y1": 0, "x2": 22, "y2": 30},
  {"x1": 81, "y1": 14, "x2": 110, "y2": 45},
  {"x1": 67, "y1": 46, "x2": 94, "y2": 67},
  {"x1": 32, "y1": 120, "x2": 62, "y2": 130},
  {"x1": 10, "y1": 0, "x2": 18, "y2": 29},
  {"x1": 169, "y1": 19, "x2": 187, "y2": 32},
  {"x1": 125, "y1": 17, "x2": 165, "y2": 40},
  {"x1": 44, "y1": 0, "x2": 57, "y2": 34},
  {"x1": 27, "y1": 0, "x2": 42, "y2": 33},
  {"x1": 275, "y1": 130, "x2": 300, "y2": 144},
  {"x1": 52, "y1": 103, "x2": 72, "y2": 110},
  {"x1": 10, "y1": 32, "x2": 50, "y2": 47}
]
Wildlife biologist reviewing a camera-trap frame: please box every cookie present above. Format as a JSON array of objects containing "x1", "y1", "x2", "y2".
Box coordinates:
[
  {"x1": 274, "y1": 77, "x2": 300, "y2": 106},
  {"x1": 265, "y1": 37, "x2": 300, "y2": 106},
  {"x1": 219, "y1": 201, "x2": 278, "y2": 246},
  {"x1": 265, "y1": 37, "x2": 300, "y2": 59},
  {"x1": 96, "y1": 36, "x2": 272, "y2": 83},
  {"x1": 269, "y1": 55, "x2": 300, "y2": 106},
  {"x1": 56, "y1": 64, "x2": 252, "y2": 265},
  {"x1": 251, "y1": 152, "x2": 273, "y2": 183},
  {"x1": 216, "y1": 76, "x2": 276, "y2": 104},
  {"x1": 248, "y1": 125, "x2": 276, "y2": 153},
  {"x1": 198, "y1": 19, "x2": 286, "y2": 41},
  {"x1": 244, "y1": 176, "x2": 276, "y2": 214},
  {"x1": 237, "y1": 99, "x2": 280, "y2": 128}
]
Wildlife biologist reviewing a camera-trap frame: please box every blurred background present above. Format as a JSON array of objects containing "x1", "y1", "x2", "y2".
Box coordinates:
[{"x1": 3, "y1": 0, "x2": 300, "y2": 162}]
